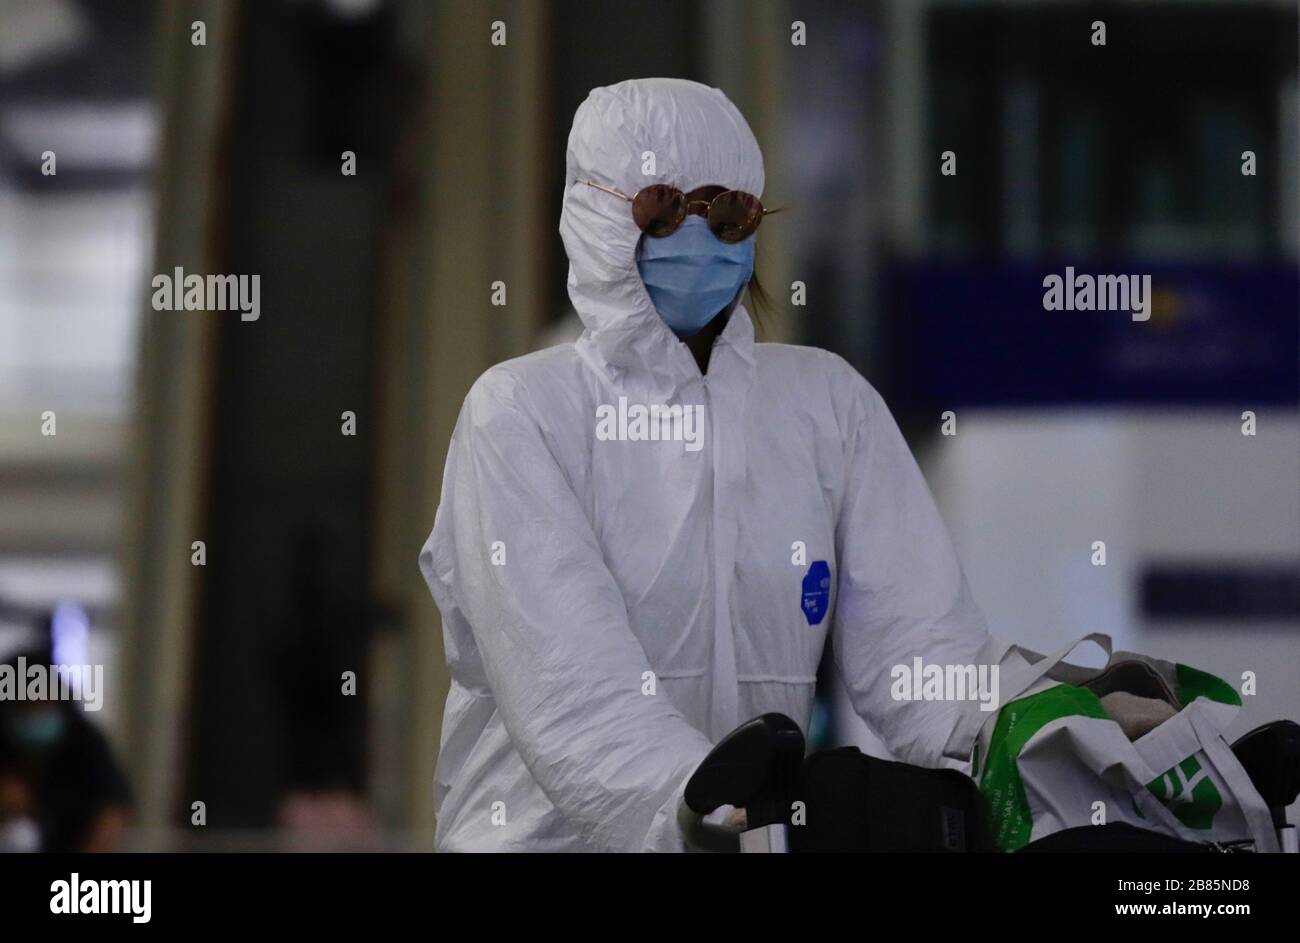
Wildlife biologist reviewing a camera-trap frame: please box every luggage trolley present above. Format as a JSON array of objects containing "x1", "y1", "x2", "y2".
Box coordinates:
[{"x1": 683, "y1": 713, "x2": 1300, "y2": 853}]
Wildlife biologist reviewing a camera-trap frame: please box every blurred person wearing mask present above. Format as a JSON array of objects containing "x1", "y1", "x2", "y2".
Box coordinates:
[
  {"x1": 420, "y1": 78, "x2": 992, "y2": 851},
  {"x1": 0, "y1": 651, "x2": 132, "y2": 852}
]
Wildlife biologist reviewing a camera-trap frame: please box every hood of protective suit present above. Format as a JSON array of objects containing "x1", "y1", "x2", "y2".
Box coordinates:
[{"x1": 560, "y1": 78, "x2": 764, "y2": 393}]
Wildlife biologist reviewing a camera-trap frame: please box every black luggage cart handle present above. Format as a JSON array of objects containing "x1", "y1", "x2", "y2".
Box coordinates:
[{"x1": 684, "y1": 712, "x2": 804, "y2": 853}]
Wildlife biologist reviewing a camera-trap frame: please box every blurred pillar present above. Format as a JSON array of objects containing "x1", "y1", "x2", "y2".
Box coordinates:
[
  {"x1": 117, "y1": 1, "x2": 238, "y2": 831},
  {"x1": 703, "y1": 0, "x2": 794, "y2": 344},
  {"x1": 881, "y1": 0, "x2": 926, "y2": 254},
  {"x1": 1280, "y1": 76, "x2": 1298, "y2": 259},
  {"x1": 370, "y1": 0, "x2": 550, "y2": 839}
]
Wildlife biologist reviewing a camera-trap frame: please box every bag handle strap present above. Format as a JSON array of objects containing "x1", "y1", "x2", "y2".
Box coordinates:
[
  {"x1": 943, "y1": 632, "x2": 1113, "y2": 761},
  {"x1": 1186, "y1": 706, "x2": 1281, "y2": 852}
]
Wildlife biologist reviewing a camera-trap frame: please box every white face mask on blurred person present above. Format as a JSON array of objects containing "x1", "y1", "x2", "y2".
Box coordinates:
[{"x1": 0, "y1": 818, "x2": 40, "y2": 853}]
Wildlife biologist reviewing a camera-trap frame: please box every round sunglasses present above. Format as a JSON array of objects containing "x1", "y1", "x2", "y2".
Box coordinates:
[{"x1": 581, "y1": 179, "x2": 779, "y2": 243}]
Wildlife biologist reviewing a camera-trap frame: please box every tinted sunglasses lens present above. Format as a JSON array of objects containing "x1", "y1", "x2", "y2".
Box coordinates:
[
  {"x1": 632, "y1": 185, "x2": 686, "y2": 237},
  {"x1": 708, "y1": 190, "x2": 763, "y2": 243}
]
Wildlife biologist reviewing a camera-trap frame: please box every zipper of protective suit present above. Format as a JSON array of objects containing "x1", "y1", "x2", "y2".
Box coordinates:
[{"x1": 702, "y1": 370, "x2": 741, "y2": 741}]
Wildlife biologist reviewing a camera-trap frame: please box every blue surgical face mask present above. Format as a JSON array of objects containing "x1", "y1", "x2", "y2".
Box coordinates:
[
  {"x1": 6, "y1": 709, "x2": 66, "y2": 751},
  {"x1": 637, "y1": 216, "x2": 755, "y2": 337}
]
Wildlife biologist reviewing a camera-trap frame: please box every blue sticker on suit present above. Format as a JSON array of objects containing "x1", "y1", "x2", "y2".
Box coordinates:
[{"x1": 801, "y1": 560, "x2": 831, "y2": 626}]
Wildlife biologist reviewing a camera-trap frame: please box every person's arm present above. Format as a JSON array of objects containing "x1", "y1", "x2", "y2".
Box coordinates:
[
  {"x1": 830, "y1": 375, "x2": 992, "y2": 767},
  {"x1": 74, "y1": 715, "x2": 135, "y2": 852},
  {"x1": 80, "y1": 805, "x2": 129, "y2": 852},
  {"x1": 421, "y1": 369, "x2": 713, "y2": 852},
  {"x1": 0, "y1": 772, "x2": 32, "y2": 820}
]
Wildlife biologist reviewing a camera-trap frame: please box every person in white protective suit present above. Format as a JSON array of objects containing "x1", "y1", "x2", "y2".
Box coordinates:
[{"x1": 419, "y1": 77, "x2": 994, "y2": 852}]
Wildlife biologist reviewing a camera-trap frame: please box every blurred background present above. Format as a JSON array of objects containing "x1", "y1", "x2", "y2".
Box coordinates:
[{"x1": 0, "y1": 0, "x2": 1295, "y2": 850}]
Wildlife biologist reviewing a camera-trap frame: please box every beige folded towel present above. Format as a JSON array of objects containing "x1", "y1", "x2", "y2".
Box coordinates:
[{"x1": 1100, "y1": 691, "x2": 1178, "y2": 741}]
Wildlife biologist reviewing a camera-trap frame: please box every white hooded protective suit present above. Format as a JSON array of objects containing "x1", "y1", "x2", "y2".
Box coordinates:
[{"x1": 420, "y1": 78, "x2": 991, "y2": 852}]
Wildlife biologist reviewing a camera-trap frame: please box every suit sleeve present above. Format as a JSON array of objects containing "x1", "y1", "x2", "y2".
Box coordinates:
[
  {"x1": 831, "y1": 378, "x2": 992, "y2": 766},
  {"x1": 420, "y1": 371, "x2": 713, "y2": 851}
]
